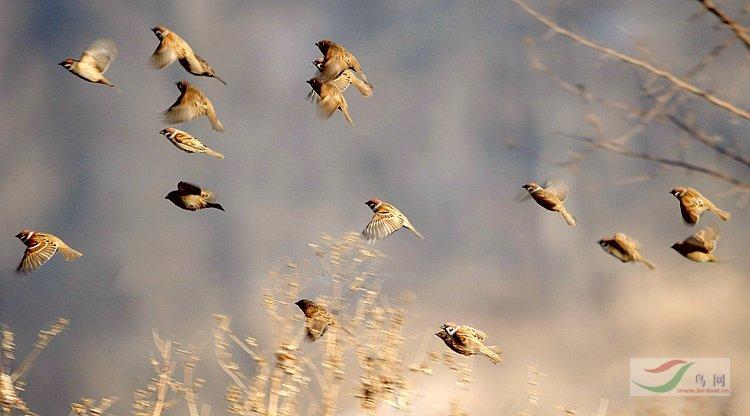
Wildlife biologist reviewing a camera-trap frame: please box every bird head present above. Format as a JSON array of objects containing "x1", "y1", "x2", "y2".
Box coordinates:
[
  {"x1": 522, "y1": 182, "x2": 541, "y2": 193},
  {"x1": 670, "y1": 187, "x2": 686, "y2": 198},
  {"x1": 58, "y1": 59, "x2": 74, "y2": 70},
  {"x1": 441, "y1": 322, "x2": 457, "y2": 336},
  {"x1": 365, "y1": 198, "x2": 383, "y2": 211},
  {"x1": 315, "y1": 39, "x2": 334, "y2": 54},
  {"x1": 151, "y1": 26, "x2": 169, "y2": 39},
  {"x1": 160, "y1": 128, "x2": 176, "y2": 138},
  {"x1": 670, "y1": 242, "x2": 681, "y2": 251},
  {"x1": 165, "y1": 190, "x2": 179, "y2": 202},
  {"x1": 15, "y1": 230, "x2": 33, "y2": 242},
  {"x1": 306, "y1": 77, "x2": 322, "y2": 90},
  {"x1": 176, "y1": 80, "x2": 188, "y2": 91},
  {"x1": 597, "y1": 239, "x2": 609, "y2": 248}
]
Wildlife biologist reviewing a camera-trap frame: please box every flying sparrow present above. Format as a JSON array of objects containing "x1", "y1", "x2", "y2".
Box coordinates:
[
  {"x1": 159, "y1": 128, "x2": 224, "y2": 159},
  {"x1": 670, "y1": 187, "x2": 730, "y2": 224},
  {"x1": 671, "y1": 224, "x2": 720, "y2": 262},
  {"x1": 150, "y1": 26, "x2": 226, "y2": 85},
  {"x1": 162, "y1": 80, "x2": 224, "y2": 132},
  {"x1": 315, "y1": 39, "x2": 371, "y2": 91},
  {"x1": 435, "y1": 322, "x2": 502, "y2": 364},
  {"x1": 165, "y1": 181, "x2": 225, "y2": 212},
  {"x1": 14, "y1": 230, "x2": 82, "y2": 274},
  {"x1": 362, "y1": 198, "x2": 424, "y2": 243},
  {"x1": 306, "y1": 70, "x2": 371, "y2": 125},
  {"x1": 59, "y1": 37, "x2": 119, "y2": 90},
  {"x1": 295, "y1": 299, "x2": 350, "y2": 341},
  {"x1": 520, "y1": 179, "x2": 576, "y2": 227},
  {"x1": 597, "y1": 233, "x2": 655, "y2": 269}
]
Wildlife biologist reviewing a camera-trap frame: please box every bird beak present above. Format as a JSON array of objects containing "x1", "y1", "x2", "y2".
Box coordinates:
[{"x1": 58, "y1": 61, "x2": 66, "y2": 66}]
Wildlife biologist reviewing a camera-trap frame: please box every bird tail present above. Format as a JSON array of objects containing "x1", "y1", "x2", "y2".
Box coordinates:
[
  {"x1": 637, "y1": 257, "x2": 656, "y2": 270},
  {"x1": 204, "y1": 147, "x2": 225, "y2": 159},
  {"x1": 711, "y1": 207, "x2": 731, "y2": 221},
  {"x1": 59, "y1": 245, "x2": 83, "y2": 261},
  {"x1": 208, "y1": 107, "x2": 225, "y2": 132},
  {"x1": 208, "y1": 203, "x2": 225, "y2": 212},
  {"x1": 406, "y1": 225, "x2": 424, "y2": 240},
  {"x1": 480, "y1": 345, "x2": 503, "y2": 365},
  {"x1": 559, "y1": 206, "x2": 576, "y2": 227},
  {"x1": 340, "y1": 100, "x2": 354, "y2": 126},
  {"x1": 213, "y1": 75, "x2": 227, "y2": 85}
]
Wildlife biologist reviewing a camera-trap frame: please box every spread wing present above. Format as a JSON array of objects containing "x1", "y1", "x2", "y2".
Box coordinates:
[
  {"x1": 17, "y1": 237, "x2": 58, "y2": 273},
  {"x1": 150, "y1": 37, "x2": 181, "y2": 69},
  {"x1": 177, "y1": 181, "x2": 202, "y2": 195},
  {"x1": 80, "y1": 37, "x2": 118, "y2": 73},
  {"x1": 544, "y1": 178, "x2": 569, "y2": 201},
  {"x1": 362, "y1": 209, "x2": 404, "y2": 242},
  {"x1": 162, "y1": 88, "x2": 206, "y2": 124}
]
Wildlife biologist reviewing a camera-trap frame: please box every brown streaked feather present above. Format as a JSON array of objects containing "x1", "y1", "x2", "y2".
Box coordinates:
[
  {"x1": 363, "y1": 210, "x2": 404, "y2": 242},
  {"x1": 18, "y1": 238, "x2": 58, "y2": 273}
]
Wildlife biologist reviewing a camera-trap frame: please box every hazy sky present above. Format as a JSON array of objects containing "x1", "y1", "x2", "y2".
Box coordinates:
[{"x1": 0, "y1": 1, "x2": 747, "y2": 415}]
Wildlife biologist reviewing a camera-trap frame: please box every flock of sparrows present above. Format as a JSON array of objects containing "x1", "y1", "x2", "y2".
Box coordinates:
[{"x1": 14, "y1": 27, "x2": 735, "y2": 366}]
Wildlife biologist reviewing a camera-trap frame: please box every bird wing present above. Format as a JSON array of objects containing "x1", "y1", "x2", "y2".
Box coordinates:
[
  {"x1": 80, "y1": 37, "x2": 118, "y2": 73},
  {"x1": 687, "y1": 225, "x2": 720, "y2": 252},
  {"x1": 362, "y1": 208, "x2": 405, "y2": 242},
  {"x1": 177, "y1": 181, "x2": 203, "y2": 195},
  {"x1": 462, "y1": 325, "x2": 487, "y2": 341},
  {"x1": 329, "y1": 71, "x2": 354, "y2": 93},
  {"x1": 162, "y1": 87, "x2": 206, "y2": 124},
  {"x1": 150, "y1": 36, "x2": 181, "y2": 69},
  {"x1": 614, "y1": 233, "x2": 639, "y2": 250},
  {"x1": 17, "y1": 236, "x2": 58, "y2": 273},
  {"x1": 452, "y1": 326, "x2": 481, "y2": 346},
  {"x1": 544, "y1": 178, "x2": 569, "y2": 201}
]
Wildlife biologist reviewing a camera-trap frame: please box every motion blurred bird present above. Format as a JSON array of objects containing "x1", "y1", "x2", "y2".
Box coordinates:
[
  {"x1": 435, "y1": 322, "x2": 502, "y2": 365},
  {"x1": 150, "y1": 26, "x2": 226, "y2": 85},
  {"x1": 670, "y1": 187, "x2": 730, "y2": 224},
  {"x1": 159, "y1": 128, "x2": 224, "y2": 159},
  {"x1": 520, "y1": 179, "x2": 576, "y2": 227},
  {"x1": 14, "y1": 230, "x2": 82, "y2": 274},
  {"x1": 597, "y1": 233, "x2": 655, "y2": 269},
  {"x1": 315, "y1": 39, "x2": 371, "y2": 91},
  {"x1": 295, "y1": 299, "x2": 349, "y2": 341},
  {"x1": 671, "y1": 224, "x2": 720, "y2": 262},
  {"x1": 307, "y1": 70, "x2": 371, "y2": 125},
  {"x1": 362, "y1": 198, "x2": 423, "y2": 243},
  {"x1": 59, "y1": 37, "x2": 119, "y2": 90},
  {"x1": 162, "y1": 80, "x2": 224, "y2": 132},
  {"x1": 165, "y1": 181, "x2": 225, "y2": 212}
]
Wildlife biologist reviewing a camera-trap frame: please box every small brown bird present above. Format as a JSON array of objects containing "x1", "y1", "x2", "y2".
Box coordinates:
[
  {"x1": 159, "y1": 128, "x2": 224, "y2": 159},
  {"x1": 59, "y1": 37, "x2": 119, "y2": 89},
  {"x1": 150, "y1": 26, "x2": 226, "y2": 85},
  {"x1": 165, "y1": 181, "x2": 225, "y2": 212},
  {"x1": 162, "y1": 80, "x2": 224, "y2": 132},
  {"x1": 306, "y1": 70, "x2": 371, "y2": 125},
  {"x1": 521, "y1": 179, "x2": 576, "y2": 227},
  {"x1": 14, "y1": 230, "x2": 82, "y2": 274},
  {"x1": 598, "y1": 233, "x2": 655, "y2": 269},
  {"x1": 670, "y1": 187, "x2": 730, "y2": 224},
  {"x1": 315, "y1": 39, "x2": 371, "y2": 90},
  {"x1": 295, "y1": 299, "x2": 349, "y2": 341},
  {"x1": 362, "y1": 198, "x2": 424, "y2": 243},
  {"x1": 435, "y1": 322, "x2": 502, "y2": 365},
  {"x1": 671, "y1": 224, "x2": 720, "y2": 262}
]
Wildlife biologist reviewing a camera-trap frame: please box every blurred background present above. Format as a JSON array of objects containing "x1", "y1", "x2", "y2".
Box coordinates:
[{"x1": 0, "y1": 1, "x2": 747, "y2": 414}]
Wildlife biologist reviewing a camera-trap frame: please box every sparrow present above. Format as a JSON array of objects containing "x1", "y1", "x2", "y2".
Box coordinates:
[
  {"x1": 306, "y1": 70, "x2": 371, "y2": 124},
  {"x1": 59, "y1": 37, "x2": 119, "y2": 89},
  {"x1": 159, "y1": 128, "x2": 224, "y2": 159},
  {"x1": 295, "y1": 299, "x2": 350, "y2": 341},
  {"x1": 165, "y1": 181, "x2": 225, "y2": 212},
  {"x1": 520, "y1": 179, "x2": 576, "y2": 227},
  {"x1": 435, "y1": 322, "x2": 502, "y2": 365},
  {"x1": 150, "y1": 26, "x2": 226, "y2": 85},
  {"x1": 162, "y1": 80, "x2": 224, "y2": 132},
  {"x1": 671, "y1": 224, "x2": 720, "y2": 262},
  {"x1": 14, "y1": 230, "x2": 82, "y2": 274},
  {"x1": 315, "y1": 39, "x2": 371, "y2": 90},
  {"x1": 670, "y1": 187, "x2": 730, "y2": 224},
  {"x1": 597, "y1": 233, "x2": 655, "y2": 269},
  {"x1": 362, "y1": 198, "x2": 424, "y2": 243}
]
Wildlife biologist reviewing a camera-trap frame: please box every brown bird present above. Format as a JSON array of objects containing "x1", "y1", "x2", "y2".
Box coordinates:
[
  {"x1": 435, "y1": 322, "x2": 502, "y2": 364},
  {"x1": 162, "y1": 80, "x2": 224, "y2": 132},
  {"x1": 315, "y1": 39, "x2": 371, "y2": 91},
  {"x1": 306, "y1": 70, "x2": 371, "y2": 125},
  {"x1": 670, "y1": 187, "x2": 730, "y2": 224},
  {"x1": 150, "y1": 26, "x2": 226, "y2": 85},
  {"x1": 671, "y1": 224, "x2": 720, "y2": 262},
  {"x1": 295, "y1": 299, "x2": 349, "y2": 341},
  {"x1": 59, "y1": 37, "x2": 119, "y2": 89},
  {"x1": 14, "y1": 230, "x2": 82, "y2": 274},
  {"x1": 362, "y1": 198, "x2": 423, "y2": 243},
  {"x1": 521, "y1": 179, "x2": 576, "y2": 226},
  {"x1": 598, "y1": 233, "x2": 655, "y2": 269},
  {"x1": 165, "y1": 181, "x2": 225, "y2": 212},
  {"x1": 159, "y1": 128, "x2": 224, "y2": 159}
]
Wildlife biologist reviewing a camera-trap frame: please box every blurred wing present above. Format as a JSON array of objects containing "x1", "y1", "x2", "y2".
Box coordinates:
[
  {"x1": 177, "y1": 181, "x2": 202, "y2": 195},
  {"x1": 346, "y1": 69, "x2": 373, "y2": 96},
  {"x1": 329, "y1": 71, "x2": 354, "y2": 93},
  {"x1": 514, "y1": 188, "x2": 532, "y2": 202},
  {"x1": 150, "y1": 40, "x2": 179, "y2": 69},
  {"x1": 689, "y1": 225, "x2": 720, "y2": 251},
  {"x1": 17, "y1": 238, "x2": 58, "y2": 273},
  {"x1": 80, "y1": 37, "x2": 118, "y2": 73},
  {"x1": 614, "y1": 233, "x2": 639, "y2": 249},
  {"x1": 453, "y1": 327, "x2": 479, "y2": 346},
  {"x1": 163, "y1": 92, "x2": 205, "y2": 124},
  {"x1": 544, "y1": 178, "x2": 569, "y2": 201},
  {"x1": 318, "y1": 93, "x2": 342, "y2": 119},
  {"x1": 463, "y1": 326, "x2": 487, "y2": 341},
  {"x1": 362, "y1": 210, "x2": 404, "y2": 242}
]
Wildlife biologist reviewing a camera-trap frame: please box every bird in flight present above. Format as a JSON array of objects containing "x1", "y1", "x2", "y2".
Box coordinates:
[
  {"x1": 150, "y1": 26, "x2": 226, "y2": 85},
  {"x1": 520, "y1": 179, "x2": 576, "y2": 226},
  {"x1": 162, "y1": 80, "x2": 224, "y2": 132},
  {"x1": 59, "y1": 37, "x2": 119, "y2": 90},
  {"x1": 670, "y1": 187, "x2": 730, "y2": 225},
  {"x1": 159, "y1": 128, "x2": 224, "y2": 159},
  {"x1": 435, "y1": 322, "x2": 502, "y2": 364},
  {"x1": 165, "y1": 181, "x2": 225, "y2": 212},
  {"x1": 14, "y1": 230, "x2": 82, "y2": 274},
  {"x1": 362, "y1": 198, "x2": 423, "y2": 243}
]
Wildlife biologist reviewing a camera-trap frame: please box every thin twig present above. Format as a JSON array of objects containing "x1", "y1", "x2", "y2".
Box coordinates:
[
  {"x1": 667, "y1": 114, "x2": 750, "y2": 167},
  {"x1": 698, "y1": 0, "x2": 750, "y2": 50}
]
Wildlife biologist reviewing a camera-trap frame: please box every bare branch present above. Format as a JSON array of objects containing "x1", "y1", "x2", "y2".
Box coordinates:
[
  {"x1": 698, "y1": 0, "x2": 750, "y2": 51},
  {"x1": 667, "y1": 114, "x2": 750, "y2": 168},
  {"x1": 513, "y1": 0, "x2": 750, "y2": 123}
]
